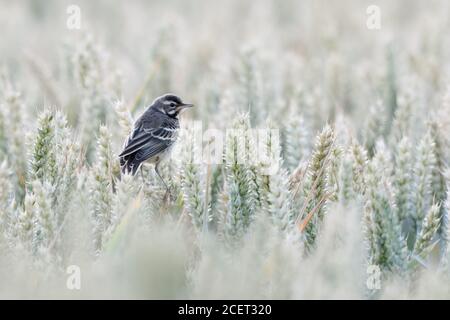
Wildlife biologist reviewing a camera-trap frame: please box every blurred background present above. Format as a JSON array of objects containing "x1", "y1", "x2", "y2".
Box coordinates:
[{"x1": 1, "y1": 0, "x2": 450, "y2": 120}]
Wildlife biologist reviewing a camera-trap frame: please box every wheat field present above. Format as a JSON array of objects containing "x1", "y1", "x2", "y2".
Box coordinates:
[{"x1": 0, "y1": 0, "x2": 450, "y2": 299}]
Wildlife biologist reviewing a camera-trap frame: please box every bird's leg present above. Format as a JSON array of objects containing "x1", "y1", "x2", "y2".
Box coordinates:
[
  {"x1": 140, "y1": 165, "x2": 145, "y2": 181},
  {"x1": 155, "y1": 163, "x2": 171, "y2": 198}
]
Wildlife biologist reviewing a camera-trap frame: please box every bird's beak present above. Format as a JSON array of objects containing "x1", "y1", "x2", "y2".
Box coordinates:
[{"x1": 176, "y1": 103, "x2": 194, "y2": 112}]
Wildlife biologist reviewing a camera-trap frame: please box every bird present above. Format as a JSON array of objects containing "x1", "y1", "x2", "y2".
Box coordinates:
[{"x1": 119, "y1": 94, "x2": 193, "y2": 192}]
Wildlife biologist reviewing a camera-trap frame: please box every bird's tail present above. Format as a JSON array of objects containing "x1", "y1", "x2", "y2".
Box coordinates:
[{"x1": 120, "y1": 155, "x2": 141, "y2": 176}]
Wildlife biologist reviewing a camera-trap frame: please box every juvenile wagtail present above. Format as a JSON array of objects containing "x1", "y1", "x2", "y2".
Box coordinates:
[{"x1": 119, "y1": 94, "x2": 193, "y2": 191}]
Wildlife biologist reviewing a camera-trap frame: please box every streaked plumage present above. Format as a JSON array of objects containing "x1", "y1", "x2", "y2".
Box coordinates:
[{"x1": 119, "y1": 94, "x2": 193, "y2": 176}]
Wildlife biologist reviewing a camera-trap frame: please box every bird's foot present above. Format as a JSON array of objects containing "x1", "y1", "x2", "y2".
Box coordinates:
[
  {"x1": 163, "y1": 187, "x2": 175, "y2": 203},
  {"x1": 163, "y1": 190, "x2": 170, "y2": 203}
]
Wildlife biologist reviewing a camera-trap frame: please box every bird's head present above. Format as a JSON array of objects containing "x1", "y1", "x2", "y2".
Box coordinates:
[{"x1": 151, "y1": 94, "x2": 193, "y2": 117}]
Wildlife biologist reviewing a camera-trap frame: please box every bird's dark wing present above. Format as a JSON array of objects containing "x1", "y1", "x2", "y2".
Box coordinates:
[
  {"x1": 133, "y1": 134, "x2": 173, "y2": 161},
  {"x1": 119, "y1": 121, "x2": 178, "y2": 158},
  {"x1": 119, "y1": 113, "x2": 179, "y2": 174}
]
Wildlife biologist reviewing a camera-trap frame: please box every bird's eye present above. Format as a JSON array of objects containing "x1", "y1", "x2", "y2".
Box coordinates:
[{"x1": 170, "y1": 103, "x2": 176, "y2": 107}]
